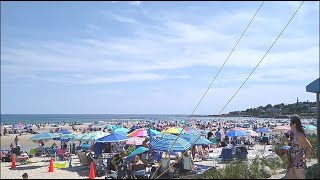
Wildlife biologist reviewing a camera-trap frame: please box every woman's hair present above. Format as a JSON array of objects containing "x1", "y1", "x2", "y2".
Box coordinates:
[{"x1": 290, "y1": 115, "x2": 305, "y2": 135}]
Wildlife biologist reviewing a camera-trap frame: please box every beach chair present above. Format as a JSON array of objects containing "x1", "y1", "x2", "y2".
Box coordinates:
[
  {"x1": 235, "y1": 146, "x2": 248, "y2": 160},
  {"x1": 221, "y1": 148, "x2": 233, "y2": 161}
]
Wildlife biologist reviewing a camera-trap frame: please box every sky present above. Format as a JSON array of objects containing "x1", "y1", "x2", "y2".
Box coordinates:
[{"x1": 1, "y1": 1, "x2": 319, "y2": 115}]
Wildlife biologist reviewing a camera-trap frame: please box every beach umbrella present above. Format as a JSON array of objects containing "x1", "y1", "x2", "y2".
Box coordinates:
[
  {"x1": 128, "y1": 128, "x2": 161, "y2": 137},
  {"x1": 103, "y1": 124, "x2": 118, "y2": 132},
  {"x1": 163, "y1": 127, "x2": 186, "y2": 135},
  {"x1": 127, "y1": 147, "x2": 150, "y2": 158},
  {"x1": 225, "y1": 130, "x2": 247, "y2": 137},
  {"x1": 96, "y1": 133, "x2": 128, "y2": 143},
  {"x1": 149, "y1": 134, "x2": 191, "y2": 152},
  {"x1": 273, "y1": 125, "x2": 291, "y2": 132},
  {"x1": 87, "y1": 131, "x2": 109, "y2": 142},
  {"x1": 181, "y1": 134, "x2": 213, "y2": 146},
  {"x1": 113, "y1": 127, "x2": 129, "y2": 135},
  {"x1": 255, "y1": 128, "x2": 271, "y2": 133},
  {"x1": 126, "y1": 137, "x2": 145, "y2": 145},
  {"x1": 30, "y1": 132, "x2": 56, "y2": 143},
  {"x1": 184, "y1": 127, "x2": 201, "y2": 135},
  {"x1": 246, "y1": 130, "x2": 259, "y2": 137},
  {"x1": 128, "y1": 125, "x2": 142, "y2": 134},
  {"x1": 303, "y1": 125, "x2": 317, "y2": 131},
  {"x1": 127, "y1": 128, "x2": 148, "y2": 137}
]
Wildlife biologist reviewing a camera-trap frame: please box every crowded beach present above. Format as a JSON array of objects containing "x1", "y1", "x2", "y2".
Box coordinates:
[{"x1": 0, "y1": 117, "x2": 317, "y2": 179}]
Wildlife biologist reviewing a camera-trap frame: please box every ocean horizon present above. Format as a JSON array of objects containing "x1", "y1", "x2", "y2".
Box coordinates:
[{"x1": 0, "y1": 114, "x2": 277, "y2": 125}]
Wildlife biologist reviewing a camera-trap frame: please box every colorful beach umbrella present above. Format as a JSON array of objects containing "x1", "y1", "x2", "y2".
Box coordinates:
[
  {"x1": 149, "y1": 134, "x2": 191, "y2": 152},
  {"x1": 96, "y1": 133, "x2": 128, "y2": 143},
  {"x1": 127, "y1": 128, "x2": 148, "y2": 137},
  {"x1": 127, "y1": 147, "x2": 150, "y2": 158}
]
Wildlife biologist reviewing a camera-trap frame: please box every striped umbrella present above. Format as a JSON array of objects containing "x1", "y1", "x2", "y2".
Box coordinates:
[{"x1": 149, "y1": 134, "x2": 191, "y2": 152}]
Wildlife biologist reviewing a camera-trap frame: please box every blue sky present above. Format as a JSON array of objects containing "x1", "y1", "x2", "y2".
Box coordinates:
[{"x1": 1, "y1": 1, "x2": 319, "y2": 114}]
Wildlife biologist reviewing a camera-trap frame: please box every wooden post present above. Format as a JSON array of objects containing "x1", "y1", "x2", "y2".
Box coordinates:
[{"x1": 317, "y1": 93, "x2": 320, "y2": 174}]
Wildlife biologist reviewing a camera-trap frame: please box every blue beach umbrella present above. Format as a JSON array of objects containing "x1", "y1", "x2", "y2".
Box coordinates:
[
  {"x1": 149, "y1": 134, "x2": 191, "y2": 152},
  {"x1": 181, "y1": 134, "x2": 213, "y2": 146},
  {"x1": 57, "y1": 129, "x2": 71, "y2": 134},
  {"x1": 254, "y1": 128, "x2": 271, "y2": 133},
  {"x1": 226, "y1": 130, "x2": 247, "y2": 137},
  {"x1": 127, "y1": 147, "x2": 150, "y2": 158},
  {"x1": 30, "y1": 132, "x2": 56, "y2": 143},
  {"x1": 96, "y1": 133, "x2": 128, "y2": 143}
]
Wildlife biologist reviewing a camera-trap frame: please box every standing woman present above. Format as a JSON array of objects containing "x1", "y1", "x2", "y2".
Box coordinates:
[{"x1": 286, "y1": 115, "x2": 313, "y2": 179}]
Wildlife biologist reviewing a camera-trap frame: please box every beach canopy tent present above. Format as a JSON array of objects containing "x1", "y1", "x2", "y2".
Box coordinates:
[
  {"x1": 126, "y1": 137, "x2": 145, "y2": 145},
  {"x1": 254, "y1": 128, "x2": 271, "y2": 133},
  {"x1": 127, "y1": 147, "x2": 149, "y2": 158},
  {"x1": 306, "y1": 78, "x2": 320, "y2": 174},
  {"x1": 30, "y1": 132, "x2": 56, "y2": 143},
  {"x1": 225, "y1": 130, "x2": 247, "y2": 137},
  {"x1": 95, "y1": 133, "x2": 128, "y2": 143},
  {"x1": 149, "y1": 134, "x2": 191, "y2": 152},
  {"x1": 180, "y1": 134, "x2": 213, "y2": 146}
]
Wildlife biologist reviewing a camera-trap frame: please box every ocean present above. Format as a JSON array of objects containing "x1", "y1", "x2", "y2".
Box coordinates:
[{"x1": 0, "y1": 114, "x2": 207, "y2": 125}]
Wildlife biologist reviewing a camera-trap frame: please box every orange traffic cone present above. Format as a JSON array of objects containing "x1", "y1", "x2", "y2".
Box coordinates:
[
  {"x1": 10, "y1": 155, "x2": 16, "y2": 170},
  {"x1": 89, "y1": 162, "x2": 95, "y2": 179},
  {"x1": 48, "y1": 157, "x2": 54, "y2": 172}
]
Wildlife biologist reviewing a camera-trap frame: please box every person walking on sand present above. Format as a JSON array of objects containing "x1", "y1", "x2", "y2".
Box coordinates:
[
  {"x1": 284, "y1": 115, "x2": 313, "y2": 179},
  {"x1": 14, "y1": 135, "x2": 19, "y2": 147}
]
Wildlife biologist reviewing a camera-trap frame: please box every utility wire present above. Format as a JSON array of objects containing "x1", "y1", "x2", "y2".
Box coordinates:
[
  {"x1": 154, "y1": 1, "x2": 304, "y2": 179},
  {"x1": 150, "y1": 1, "x2": 265, "y2": 179}
]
